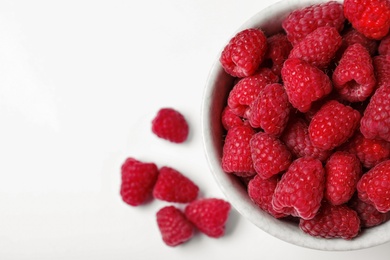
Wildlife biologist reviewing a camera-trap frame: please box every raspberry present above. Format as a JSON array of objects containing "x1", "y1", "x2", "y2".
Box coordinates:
[
  {"x1": 299, "y1": 203, "x2": 360, "y2": 240},
  {"x1": 332, "y1": 43, "x2": 376, "y2": 102},
  {"x1": 309, "y1": 100, "x2": 361, "y2": 150},
  {"x1": 153, "y1": 166, "x2": 199, "y2": 203},
  {"x1": 221, "y1": 125, "x2": 256, "y2": 177},
  {"x1": 248, "y1": 83, "x2": 291, "y2": 136},
  {"x1": 288, "y1": 26, "x2": 342, "y2": 69},
  {"x1": 264, "y1": 33, "x2": 292, "y2": 76},
  {"x1": 227, "y1": 68, "x2": 278, "y2": 117},
  {"x1": 272, "y1": 157, "x2": 325, "y2": 220},
  {"x1": 338, "y1": 28, "x2": 378, "y2": 57},
  {"x1": 221, "y1": 106, "x2": 245, "y2": 130},
  {"x1": 220, "y1": 28, "x2": 267, "y2": 77},
  {"x1": 250, "y1": 132, "x2": 292, "y2": 179},
  {"x1": 379, "y1": 34, "x2": 390, "y2": 55},
  {"x1": 156, "y1": 206, "x2": 194, "y2": 247},
  {"x1": 324, "y1": 151, "x2": 362, "y2": 205},
  {"x1": 120, "y1": 158, "x2": 159, "y2": 206},
  {"x1": 349, "y1": 195, "x2": 390, "y2": 227},
  {"x1": 248, "y1": 175, "x2": 287, "y2": 218},
  {"x1": 357, "y1": 160, "x2": 390, "y2": 213},
  {"x1": 184, "y1": 198, "x2": 231, "y2": 238},
  {"x1": 373, "y1": 55, "x2": 390, "y2": 90},
  {"x1": 151, "y1": 108, "x2": 189, "y2": 143},
  {"x1": 282, "y1": 1, "x2": 345, "y2": 45},
  {"x1": 344, "y1": 0, "x2": 390, "y2": 40}
]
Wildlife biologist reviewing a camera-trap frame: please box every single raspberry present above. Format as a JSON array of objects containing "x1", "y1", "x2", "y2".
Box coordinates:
[
  {"x1": 349, "y1": 194, "x2": 390, "y2": 227},
  {"x1": 344, "y1": 0, "x2": 390, "y2": 40},
  {"x1": 281, "y1": 58, "x2": 332, "y2": 112},
  {"x1": 357, "y1": 160, "x2": 390, "y2": 213},
  {"x1": 227, "y1": 68, "x2": 278, "y2": 117},
  {"x1": 222, "y1": 125, "x2": 256, "y2": 177},
  {"x1": 184, "y1": 198, "x2": 231, "y2": 238},
  {"x1": 220, "y1": 28, "x2": 267, "y2": 77},
  {"x1": 373, "y1": 55, "x2": 390, "y2": 90},
  {"x1": 250, "y1": 132, "x2": 292, "y2": 179},
  {"x1": 120, "y1": 158, "x2": 159, "y2": 206},
  {"x1": 156, "y1": 206, "x2": 194, "y2": 247},
  {"x1": 379, "y1": 34, "x2": 390, "y2": 55},
  {"x1": 221, "y1": 106, "x2": 245, "y2": 130},
  {"x1": 324, "y1": 151, "x2": 362, "y2": 205},
  {"x1": 299, "y1": 203, "x2": 360, "y2": 240},
  {"x1": 153, "y1": 166, "x2": 199, "y2": 203},
  {"x1": 337, "y1": 28, "x2": 378, "y2": 57},
  {"x1": 248, "y1": 83, "x2": 291, "y2": 136},
  {"x1": 248, "y1": 175, "x2": 287, "y2": 218},
  {"x1": 264, "y1": 33, "x2": 292, "y2": 76},
  {"x1": 288, "y1": 26, "x2": 342, "y2": 69},
  {"x1": 282, "y1": 1, "x2": 345, "y2": 45},
  {"x1": 332, "y1": 43, "x2": 376, "y2": 102},
  {"x1": 272, "y1": 157, "x2": 325, "y2": 220},
  {"x1": 309, "y1": 100, "x2": 361, "y2": 150},
  {"x1": 151, "y1": 108, "x2": 189, "y2": 143}
]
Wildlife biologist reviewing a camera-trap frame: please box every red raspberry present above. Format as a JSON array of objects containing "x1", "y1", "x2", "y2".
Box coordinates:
[
  {"x1": 151, "y1": 108, "x2": 189, "y2": 143},
  {"x1": 288, "y1": 26, "x2": 342, "y2": 69},
  {"x1": 248, "y1": 175, "x2": 287, "y2": 218},
  {"x1": 184, "y1": 198, "x2": 231, "y2": 238},
  {"x1": 250, "y1": 132, "x2": 292, "y2": 179},
  {"x1": 309, "y1": 100, "x2": 361, "y2": 150},
  {"x1": 379, "y1": 34, "x2": 390, "y2": 55},
  {"x1": 324, "y1": 151, "x2": 362, "y2": 206},
  {"x1": 221, "y1": 125, "x2": 256, "y2": 177},
  {"x1": 220, "y1": 28, "x2": 267, "y2": 77},
  {"x1": 357, "y1": 160, "x2": 390, "y2": 213},
  {"x1": 299, "y1": 203, "x2": 360, "y2": 240},
  {"x1": 332, "y1": 43, "x2": 376, "y2": 102},
  {"x1": 221, "y1": 106, "x2": 245, "y2": 130},
  {"x1": 248, "y1": 83, "x2": 291, "y2": 136},
  {"x1": 349, "y1": 195, "x2": 390, "y2": 228},
  {"x1": 338, "y1": 28, "x2": 378, "y2": 57},
  {"x1": 272, "y1": 157, "x2": 325, "y2": 220},
  {"x1": 153, "y1": 166, "x2": 199, "y2": 203},
  {"x1": 281, "y1": 58, "x2": 332, "y2": 112},
  {"x1": 344, "y1": 0, "x2": 390, "y2": 40},
  {"x1": 282, "y1": 1, "x2": 345, "y2": 45},
  {"x1": 156, "y1": 206, "x2": 194, "y2": 247},
  {"x1": 264, "y1": 33, "x2": 292, "y2": 76},
  {"x1": 227, "y1": 68, "x2": 278, "y2": 117},
  {"x1": 120, "y1": 158, "x2": 159, "y2": 206},
  {"x1": 373, "y1": 55, "x2": 390, "y2": 90}
]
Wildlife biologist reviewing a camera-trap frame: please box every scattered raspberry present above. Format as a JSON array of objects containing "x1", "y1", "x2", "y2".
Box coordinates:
[
  {"x1": 272, "y1": 157, "x2": 325, "y2": 220},
  {"x1": 248, "y1": 83, "x2": 291, "y2": 136},
  {"x1": 281, "y1": 58, "x2": 332, "y2": 112},
  {"x1": 332, "y1": 43, "x2": 376, "y2": 102},
  {"x1": 156, "y1": 206, "x2": 194, "y2": 247},
  {"x1": 264, "y1": 33, "x2": 292, "y2": 76},
  {"x1": 309, "y1": 100, "x2": 361, "y2": 151},
  {"x1": 349, "y1": 195, "x2": 390, "y2": 228},
  {"x1": 379, "y1": 34, "x2": 390, "y2": 55},
  {"x1": 120, "y1": 158, "x2": 159, "y2": 206},
  {"x1": 221, "y1": 106, "x2": 245, "y2": 130},
  {"x1": 282, "y1": 1, "x2": 345, "y2": 45},
  {"x1": 220, "y1": 28, "x2": 267, "y2": 77},
  {"x1": 185, "y1": 198, "x2": 231, "y2": 238},
  {"x1": 344, "y1": 0, "x2": 390, "y2": 40},
  {"x1": 372, "y1": 55, "x2": 390, "y2": 90},
  {"x1": 299, "y1": 203, "x2": 360, "y2": 239},
  {"x1": 151, "y1": 108, "x2": 189, "y2": 143},
  {"x1": 338, "y1": 28, "x2": 378, "y2": 57}
]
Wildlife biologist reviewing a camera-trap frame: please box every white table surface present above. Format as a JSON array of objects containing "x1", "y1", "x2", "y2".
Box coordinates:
[{"x1": 1, "y1": 0, "x2": 389, "y2": 259}]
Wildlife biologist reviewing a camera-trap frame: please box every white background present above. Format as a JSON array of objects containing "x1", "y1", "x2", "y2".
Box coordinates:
[{"x1": 0, "y1": 0, "x2": 389, "y2": 259}]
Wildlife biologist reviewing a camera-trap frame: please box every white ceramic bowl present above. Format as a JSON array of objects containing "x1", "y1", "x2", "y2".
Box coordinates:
[{"x1": 201, "y1": 0, "x2": 390, "y2": 251}]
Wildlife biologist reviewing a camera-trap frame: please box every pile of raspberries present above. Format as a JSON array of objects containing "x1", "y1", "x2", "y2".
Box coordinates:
[{"x1": 220, "y1": 0, "x2": 390, "y2": 240}]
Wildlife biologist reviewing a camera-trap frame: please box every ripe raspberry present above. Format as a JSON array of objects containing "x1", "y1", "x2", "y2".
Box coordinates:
[
  {"x1": 324, "y1": 151, "x2": 362, "y2": 205},
  {"x1": 227, "y1": 68, "x2": 278, "y2": 117},
  {"x1": 309, "y1": 100, "x2": 361, "y2": 150},
  {"x1": 373, "y1": 55, "x2": 390, "y2": 90},
  {"x1": 248, "y1": 83, "x2": 291, "y2": 136},
  {"x1": 338, "y1": 28, "x2": 378, "y2": 57},
  {"x1": 221, "y1": 106, "x2": 245, "y2": 130},
  {"x1": 120, "y1": 158, "x2": 159, "y2": 206},
  {"x1": 332, "y1": 43, "x2": 376, "y2": 102},
  {"x1": 344, "y1": 0, "x2": 390, "y2": 40},
  {"x1": 153, "y1": 166, "x2": 199, "y2": 203},
  {"x1": 264, "y1": 33, "x2": 292, "y2": 76},
  {"x1": 349, "y1": 195, "x2": 390, "y2": 227},
  {"x1": 272, "y1": 157, "x2": 325, "y2": 220},
  {"x1": 299, "y1": 203, "x2": 360, "y2": 240},
  {"x1": 250, "y1": 132, "x2": 292, "y2": 179},
  {"x1": 151, "y1": 108, "x2": 189, "y2": 143},
  {"x1": 281, "y1": 58, "x2": 332, "y2": 112},
  {"x1": 156, "y1": 206, "x2": 194, "y2": 247},
  {"x1": 222, "y1": 125, "x2": 256, "y2": 177},
  {"x1": 357, "y1": 160, "x2": 390, "y2": 213},
  {"x1": 184, "y1": 198, "x2": 231, "y2": 238},
  {"x1": 220, "y1": 28, "x2": 267, "y2": 77},
  {"x1": 288, "y1": 26, "x2": 342, "y2": 69},
  {"x1": 379, "y1": 34, "x2": 390, "y2": 55},
  {"x1": 248, "y1": 175, "x2": 287, "y2": 218},
  {"x1": 282, "y1": 1, "x2": 345, "y2": 45}
]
